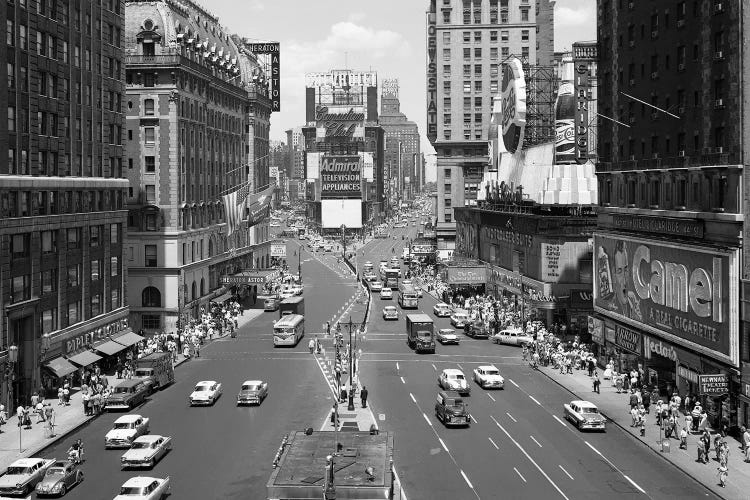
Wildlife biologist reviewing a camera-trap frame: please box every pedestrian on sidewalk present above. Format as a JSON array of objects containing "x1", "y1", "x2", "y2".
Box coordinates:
[
  {"x1": 630, "y1": 406, "x2": 639, "y2": 427},
  {"x1": 719, "y1": 441, "x2": 729, "y2": 467},
  {"x1": 642, "y1": 387, "x2": 651, "y2": 414},
  {"x1": 717, "y1": 464, "x2": 728, "y2": 488},
  {"x1": 629, "y1": 390, "x2": 638, "y2": 411},
  {"x1": 340, "y1": 385, "x2": 348, "y2": 404},
  {"x1": 82, "y1": 392, "x2": 90, "y2": 416},
  {"x1": 615, "y1": 374, "x2": 623, "y2": 393},
  {"x1": 0, "y1": 405, "x2": 6, "y2": 433},
  {"x1": 35, "y1": 400, "x2": 45, "y2": 423},
  {"x1": 360, "y1": 386, "x2": 368, "y2": 408},
  {"x1": 30, "y1": 392, "x2": 39, "y2": 410},
  {"x1": 592, "y1": 372, "x2": 601, "y2": 394},
  {"x1": 679, "y1": 427, "x2": 688, "y2": 449},
  {"x1": 57, "y1": 387, "x2": 64, "y2": 406},
  {"x1": 714, "y1": 433, "x2": 724, "y2": 462},
  {"x1": 691, "y1": 403, "x2": 702, "y2": 432},
  {"x1": 743, "y1": 426, "x2": 750, "y2": 462}
]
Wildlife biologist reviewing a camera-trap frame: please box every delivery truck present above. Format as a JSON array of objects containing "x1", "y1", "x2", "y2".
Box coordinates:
[
  {"x1": 279, "y1": 296, "x2": 305, "y2": 318},
  {"x1": 134, "y1": 352, "x2": 175, "y2": 393},
  {"x1": 406, "y1": 313, "x2": 435, "y2": 353}
]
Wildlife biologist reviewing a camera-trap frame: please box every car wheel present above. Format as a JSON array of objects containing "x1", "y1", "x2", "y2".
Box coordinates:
[{"x1": 78, "y1": 471, "x2": 84, "y2": 484}]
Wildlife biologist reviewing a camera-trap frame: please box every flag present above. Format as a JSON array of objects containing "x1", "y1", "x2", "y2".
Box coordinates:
[
  {"x1": 222, "y1": 183, "x2": 250, "y2": 235},
  {"x1": 245, "y1": 185, "x2": 275, "y2": 228},
  {"x1": 245, "y1": 185, "x2": 275, "y2": 209}
]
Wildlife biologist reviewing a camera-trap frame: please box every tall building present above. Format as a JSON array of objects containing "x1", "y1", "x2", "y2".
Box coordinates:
[
  {"x1": 0, "y1": 0, "x2": 128, "y2": 407},
  {"x1": 124, "y1": 0, "x2": 272, "y2": 332},
  {"x1": 595, "y1": 0, "x2": 746, "y2": 431},
  {"x1": 426, "y1": 0, "x2": 555, "y2": 256},
  {"x1": 269, "y1": 140, "x2": 288, "y2": 203},
  {"x1": 379, "y1": 79, "x2": 421, "y2": 207},
  {"x1": 303, "y1": 70, "x2": 385, "y2": 231},
  {"x1": 285, "y1": 127, "x2": 305, "y2": 201}
]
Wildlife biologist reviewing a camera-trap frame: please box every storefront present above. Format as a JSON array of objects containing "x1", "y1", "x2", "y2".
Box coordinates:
[
  {"x1": 438, "y1": 262, "x2": 487, "y2": 299},
  {"x1": 587, "y1": 316, "x2": 604, "y2": 361},
  {"x1": 642, "y1": 334, "x2": 678, "y2": 397},
  {"x1": 601, "y1": 322, "x2": 643, "y2": 375}
]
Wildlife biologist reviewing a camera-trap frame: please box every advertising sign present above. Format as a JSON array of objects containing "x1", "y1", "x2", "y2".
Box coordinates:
[
  {"x1": 426, "y1": 9, "x2": 437, "y2": 142},
  {"x1": 321, "y1": 199, "x2": 362, "y2": 229},
  {"x1": 643, "y1": 334, "x2": 678, "y2": 362},
  {"x1": 445, "y1": 267, "x2": 487, "y2": 285},
  {"x1": 456, "y1": 222, "x2": 479, "y2": 259},
  {"x1": 65, "y1": 317, "x2": 130, "y2": 355},
  {"x1": 500, "y1": 58, "x2": 527, "y2": 154},
  {"x1": 248, "y1": 42, "x2": 281, "y2": 112},
  {"x1": 588, "y1": 316, "x2": 603, "y2": 344},
  {"x1": 614, "y1": 324, "x2": 642, "y2": 354},
  {"x1": 315, "y1": 106, "x2": 365, "y2": 139},
  {"x1": 574, "y1": 63, "x2": 590, "y2": 164},
  {"x1": 555, "y1": 82, "x2": 575, "y2": 163},
  {"x1": 270, "y1": 242, "x2": 287, "y2": 258},
  {"x1": 541, "y1": 243, "x2": 562, "y2": 281},
  {"x1": 320, "y1": 155, "x2": 361, "y2": 198},
  {"x1": 412, "y1": 244, "x2": 436, "y2": 255},
  {"x1": 611, "y1": 214, "x2": 704, "y2": 238},
  {"x1": 593, "y1": 234, "x2": 738, "y2": 365},
  {"x1": 699, "y1": 374, "x2": 729, "y2": 396}
]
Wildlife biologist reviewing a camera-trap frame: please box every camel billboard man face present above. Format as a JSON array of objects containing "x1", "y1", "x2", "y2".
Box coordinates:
[{"x1": 613, "y1": 240, "x2": 629, "y2": 311}]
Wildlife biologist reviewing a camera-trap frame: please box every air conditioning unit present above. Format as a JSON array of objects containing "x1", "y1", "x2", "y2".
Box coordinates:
[
  {"x1": 715, "y1": 2, "x2": 723, "y2": 13},
  {"x1": 677, "y1": 19, "x2": 685, "y2": 27},
  {"x1": 715, "y1": 98, "x2": 724, "y2": 108},
  {"x1": 651, "y1": 71, "x2": 659, "y2": 79},
  {"x1": 677, "y1": 106, "x2": 685, "y2": 114},
  {"x1": 715, "y1": 51, "x2": 724, "y2": 60},
  {"x1": 678, "y1": 63, "x2": 685, "y2": 71},
  {"x1": 651, "y1": 30, "x2": 659, "y2": 38},
  {"x1": 678, "y1": 150, "x2": 686, "y2": 157}
]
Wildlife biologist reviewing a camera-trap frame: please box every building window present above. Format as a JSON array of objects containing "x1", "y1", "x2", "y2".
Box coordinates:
[
  {"x1": 91, "y1": 259, "x2": 101, "y2": 281},
  {"x1": 521, "y1": 30, "x2": 529, "y2": 41},
  {"x1": 142, "y1": 314, "x2": 161, "y2": 329},
  {"x1": 443, "y1": 48, "x2": 451, "y2": 61},
  {"x1": 443, "y1": 97, "x2": 451, "y2": 111},
  {"x1": 443, "y1": 10, "x2": 451, "y2": 23},
  {"x1": 463, "y1": 81, "x2": 471, "y2": 93},
  {"x1": 110, "y1": 256, "x2": 119, "y2": 276},
  {"x1": 443, "y1": 64, "x2": 451, "y2": 77},
  {"x1": 90, "y1": 294, "x2": 101, "y2": 317},
  {"x1": 11, "y1": 275, "x2": 31, "y2": 303},
  {"x1": 445, "y1": 199, "x2": 452, "y2": 207},
  {"x1": 474, "y1": 47, "x2": 481, "y2": 58},
  {"x1": 521, "y1": 8, "x2": 529, "y2": 21},
  {"x1": 444, "y1": 211, "x2": 452, "y2": 223},
  {"x1": 41, "y1": 308, "x2": 57, "y2": 334},
  {"x1": 41, "y1": 230, "x2": 57, "y2": 253},
  {"x1": 444, "y1": 183, "x2": 452, "y2": 194},
  {"x1": 110, "y1": 223, "x2": 120, "y2": 244},
  {"x1": 8, "y1": 106, "x2": 15, "y2": 131},
  {"x1": 11, "y1": 234, "x2": 29, "y2": 259},
  {"x1": 145, "y1": 245, "x2": 157, "y2": 267},
  {"x1": 67, "y1": 300, "x2": 81, "y2": 326},
  {"x1": 90, "y1": 225, "x2": 100, "y2": 247},
  {"x1": 443, "y1": 32, "x2": 451, "y2": 43},
  {"x1": 144, "y1": 98, "x2": 155, "y2": 115},
  {"x1": 145, "y1": 185, "x2": 156, "y2": 204},
  {"x1": 144, "y1": 156, "x2": 156, "y2": 173},
  {"x1": 463, "y1": 31, "x2": 471, "y2": 43},
  {"x1": 67, "y1": 264, "x2": 80, "y2": 287},
  {"x1": 144, "y1": 127, "x2": 155, "y2": 145},
  {"x1": 41, "y1": 268, "x2": 57, "y2": 294},
  {"x1": 111, "y1": 288, "x2": 120, "y2": 310},
  {"x1": 490, "y1": 31, "x2": 498, "y2": 41}
]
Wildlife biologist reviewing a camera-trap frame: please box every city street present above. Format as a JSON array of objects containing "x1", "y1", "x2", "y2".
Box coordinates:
[
  {"x1": 354, "y1": 225, "x2": 718, "y2": 500},
  {"x1": 34, "y1": 238, "x2": 357, "y2": 500}
]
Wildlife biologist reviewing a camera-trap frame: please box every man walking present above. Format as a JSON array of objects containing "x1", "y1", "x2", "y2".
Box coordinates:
[
  {"x1": 360, "y1": 386, "x2": 369, "y2": 408},
  {"x1": 592, "y1": 373, "x2": 601, "y2": 394},
  {"x1": 743, "y1": 426, "x2": 750, "y2": 462}
]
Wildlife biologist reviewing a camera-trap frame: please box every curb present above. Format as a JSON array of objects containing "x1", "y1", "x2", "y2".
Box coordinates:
[{"x1": 536, "y1": 367, "x2": 727, "y2": 500}]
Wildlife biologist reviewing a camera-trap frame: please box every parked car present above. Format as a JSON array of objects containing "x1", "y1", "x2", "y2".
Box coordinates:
[
  {"x1": 563, "y1": 400, "x2": 607, "y2": 431},
  {"x1": 438, "y1": 369, "x2": 470, "y2": 396},
  {"x1": 113, "y1": 476, "x2": 170, "y2": 500},
  {"x1": 489, "y1": 327, "x2": 534, "y2": 346},
  {"x1": 189, "y1": 381, "x2": 223, "y2": 406},
  {"x1": 35, "y1": 460, "x2": 84, "y2": 497},
  {"x1": 434, "y1": 391, "x2": 470, "y2": 427},
  {"x1": 382, "y1": 306, "x2": 399, "y2": 320},
  {"x1": 472, "y1": 365, "x2": 505, "y2": 389},
  {"x1": 433, "y1": 303, "x2": 451, "y2": 317},
  {"x1": 0, "y1": 458, "x2": 56, "y2": 496},
  {"x1": 236, "y1": 380, "x2": 269, "y2": 405},
  {"x1": 450, "y1": 310, "x2": 470, "y2": 328},
  {"x1": 105, "y1": 414, "x2": 151, "y2": 449},
  {"x1": 105, "y1": 380, "x2": 149, "y2": 411},
  {"x1": 436, "y1": 328, "x2": 459, "y2": 345},
  {"x1": 121, "y1": 435, "x2": 172, "y2": 469}
]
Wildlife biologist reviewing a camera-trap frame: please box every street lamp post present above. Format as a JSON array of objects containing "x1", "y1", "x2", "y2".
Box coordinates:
[
  {"x1": 8, "y1": 345, "x2": 19, "y2": 452},
  {"x1": 298, "y1": 246, "x2": 303, "y2": 285}
]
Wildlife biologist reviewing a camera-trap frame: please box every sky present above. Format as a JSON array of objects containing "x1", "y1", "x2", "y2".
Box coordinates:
[{"x1": 207, "y1": 0, "x2": 597, "y2": 180}]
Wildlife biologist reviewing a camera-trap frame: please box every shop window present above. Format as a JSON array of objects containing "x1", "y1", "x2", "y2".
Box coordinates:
[{"x1": 142, "y1": 314, "x2": 161, "y2": 330}]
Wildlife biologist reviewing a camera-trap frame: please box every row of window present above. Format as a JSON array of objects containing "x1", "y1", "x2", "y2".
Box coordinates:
[
  {"x1": 5, "y1": 147, "x2": 123, "y2": 178},
  {"x1": 606, "y1": 126, "x2": 726, "y2": 160},
  {"x1": 7, "y1": 0, "x2": 123, "y2": 42},
  {"x1": 0, "y1": 190, "x2": 125, "y2": 217},
  {"x1": 11, "y1": 225, "x2": 121, "y2": 256},
  {"x1": 442, "y1": 46, "x2": 528, "y2": 61},
  {"x1": 39, "y1": 288, "x2": 121, "y2": 335},
  {"x1": 8, "y1": 106, "x2": 123, "y2": 145},
  {"x1": 441, "y1": 0, "x2": 530, "y2": 25},
  {"x1": 443, "y1": 29, "x2": 528, "y2": 43}
]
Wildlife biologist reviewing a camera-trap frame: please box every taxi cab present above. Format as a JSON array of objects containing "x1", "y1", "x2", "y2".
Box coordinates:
[
  {"x1": 489, "y1": 327, "x2": 534, "y2": 346},
  {"x1": 450, "y1": 310, "x2": 470, "y2": 328},
  {"x1": 433, "y1": 303, "x2": 451, "y2": 317}
]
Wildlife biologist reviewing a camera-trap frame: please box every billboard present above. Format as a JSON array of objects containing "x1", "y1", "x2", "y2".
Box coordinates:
[
  {"x1": 320, "y1": 155, "x2": 361, "y2": 198},
  {"x1": 500, "y1": 58, "x2": 527, "y2": 154},
  {"x1": 321, "y1": 199, "x2": 362, "y2": 229},
  {"x1": 270, "y1": 242, "x2": 287, "y2": 258},
  {"x1": 315, "y1": 106, "x2": 365, "y2": 139},
  {"x1": 248, "y1": 42, "x2": 281, "y2": 112},
  {"x1": 593, "y1": 234, "x2": 738, "y2": 365},
  {"x1": 555, "y1": 82, "x2": 575, "y2": 163},
  {"x1": 426, "y1": 8, "x2": 437, "y2": 142}
]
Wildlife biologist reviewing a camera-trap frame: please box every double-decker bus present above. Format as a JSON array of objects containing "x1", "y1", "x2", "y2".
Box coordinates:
[
  {"x1": 273, "y1": 314, "x2": 305, "y2": 347},
  {"x1": 398, "y1": 284, "x2": 419, "y2": 309}
]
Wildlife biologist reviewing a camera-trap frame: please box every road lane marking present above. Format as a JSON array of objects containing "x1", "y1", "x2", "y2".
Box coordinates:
[
  {"x1": 457, "y1": 363, "x2": 463, "y2": 370},
  {"x1": 558, "y1": 465, "x2": 574, "y2": 480},
  {"x1": 439, "y1": 438, "x2": 449, "y2": 453},
  {"x1": 514, "y1": 467, "x2": 527, "y2": 483},
  {"x1": 410, "y1": 393, "x2": 416, "y2": 403},
  {"x1": 432, "y1": 363, "x2": 437, "y2": 371},
  {"x1": 529, "y1": 395, "x2": 542, "y2": 406},
  {"x1": 487, "y1": 394, "x2": 496, "y2": 402},
  {"x1": 530, "y1": 435, "x2": 543, "y2": 448},
  {"x1": 396, "y1": 362, "x2": 400, "y2": 370},
  {"x1": 585, "y1": 441, "x2": 602, "y2": 456},
  {"x1": 506, "y1": 412, "x2": 517, "y2": 422},
  {"x1": 470, "y1": 415, "x2": 478, "y2": 424},
  {"x1": 488, "y1": 437, "x2": 499, "y2": 450},
  {"x1": 495, "y1": 421, "x2": 570, "y2": 500},
  {"x1": 623, "y1": 475, "x2": 646, "y2": 494},
  {"x1": 510, "y1": 379, "x2": 519, "y2": 388},
  {"x1": 460, "y1": 469, "x2": 474, "y2": 489},
  {"x1": 423, "y1": 413, "x2": 433, "y2": 427},
  {"x1": 400, "y1": 376, "x2": 405, "y2": 384},
  {"x1": 553, "y1": 415, "x2": 568, "y2": 427}
]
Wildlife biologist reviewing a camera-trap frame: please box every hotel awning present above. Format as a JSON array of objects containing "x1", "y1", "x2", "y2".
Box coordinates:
[
  {"x1": 212, "y1": 291, "x2": 234, "y2": 304},
  {"x1": 220, "y1": 269, "x2": 279, "y2": 285},
  {"x1": 44, "y1": 358, "x2": 78, "y2": 378},
  {"x1": 67, "y1": 350, "x2": 103, "y2": 368},
  {"x1": 95, "y1": 339, "x2": 128, "y2": 356},
  {"x1": 113, "y1": 331, "x2": 145, "y2": 348}
]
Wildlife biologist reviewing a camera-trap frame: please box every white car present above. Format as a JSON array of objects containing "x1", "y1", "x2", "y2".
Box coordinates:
[
  {"x1": 105, "y1": 414, "x2": 151, "y2": 449},
  {"x1": 438, "y1": 369, "x2": 470, "y2": 395},
  {"x1": 270, "y1": 222, "x2": 280, "y2": 227},
  {"x1": 490, "y1": 328, "x2": 534, "y2": 346},
  {"x1": 450, "y1": 310, "x2": 470, "y2": 328},
  {"x1": 290, "y1": 284, "x2": 304, "y2": 296},
  {"x1": 380, "y1": 288, "x2": 393, "y2": 300},
  {"x1": 433, "y1": 303, "x2": 451, "y2": 317},
  {"x1": 279, "y1": 288, "x2": 296, "y2": 299},
  {"x1": 473, "y1": 365, "x2": 505, "y2": 389},
  {"x1": 436, "y1": 328, "x2": 459, "y2": 345},
  {"x1": 414, "y1": 285, "x2": 423, "y2": 298},
  {"x1": 363, "y1": 273, "x2": 377, "y2": 282},
  {"x1": 189, "y1": 380, "x2": 222, "y2": 406},
  {"x1": 383, "y1": 306, "x2": 398, "y2": 320},
  {"x1": 369, "y1": 281, "x2": 383, "y2": 292},
  {"x1": 564, "y1": 400, "x2": 607, "y2": 431},
  {"x1": 401, "y1": 279, "x2": 413, "y2": 286},
  {"x1": 0, "y1": 458, "x2": 55, "y2": 496},
  {"x1": 121, "y1": 435, "x2": 172, "y2": 469},
  {"x1": 113, "y1": 476, "x2": 170, "y2": 500}
]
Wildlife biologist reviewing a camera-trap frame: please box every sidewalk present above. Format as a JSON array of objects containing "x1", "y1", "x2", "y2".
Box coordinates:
[
  {"x1": 538, "y1": 364, "x2": 746, "y2": 499},
  {"x1": 0, "y1": 308, "x2": 263, "y2": 473}
]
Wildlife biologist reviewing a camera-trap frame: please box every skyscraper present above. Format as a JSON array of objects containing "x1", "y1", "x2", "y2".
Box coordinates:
[{"x1": 0, "y1": 0, "x2": 128, "y2": 407}]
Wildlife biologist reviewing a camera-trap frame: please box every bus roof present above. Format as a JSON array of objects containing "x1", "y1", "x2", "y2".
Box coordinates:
[
  {"x1": 399, "y1": 283, "x2": 416, "y2": 293},
  {"x1": 281, "y1": 296, "x2": 304, "y2": 304},
  {"x1": 274, "y1": 314, "x2": 304, "y2": 328},
  {"x1": 406, "y1": 313, "x2": 433, "y2": 323}
]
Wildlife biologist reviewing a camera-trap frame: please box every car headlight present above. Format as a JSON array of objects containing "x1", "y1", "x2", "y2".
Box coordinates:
[{"x1": 52, "y1": 483, "x2": 63, "y2": 492}]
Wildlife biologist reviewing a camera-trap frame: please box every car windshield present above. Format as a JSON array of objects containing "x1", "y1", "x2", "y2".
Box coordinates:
[
  {"x1": 195, "y1": 385, "x2": 211, "y2": 391},
  {"x1": 581, "y1": 407, "x2": 599, "y2": 414},
  {"x1": 452, "y1": 374, "x2": 465, "y2": 380},
  {"x1": 485, "y1": 369, "x2": 500, "y2": 376},
  {"x1": 242, "y1": 384, "x2": 260, "y2": 391},
  {"x1": 130, "y1": 441, "x2": 151, "y2": 449},
  {"x1": 46, "y1": 468, "x2": 66, "y2": 476},
  {"x1": 448, "y1": 399, "x2": 464, "y2": 408},
  {"x1": 113, "y1": 422, "x2": 134, "y2": 429},
  {"x1": 120, "y1": 487, "x2": 146, "y2": 495},
  {"x1": 6, "y1": 466, "x2": 30, "y2": 475}
]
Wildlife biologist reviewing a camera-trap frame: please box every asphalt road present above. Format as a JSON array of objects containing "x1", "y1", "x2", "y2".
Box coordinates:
[
  {"x1": 356, "y1": 224, "x2": 717, "y2": 500},
  {"x1": 35, "y1": 237, "x2": 357, "y2": 500}
]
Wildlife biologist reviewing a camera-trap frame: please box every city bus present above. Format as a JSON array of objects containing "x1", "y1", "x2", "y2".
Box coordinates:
[
  {"x1": 273, "y1": 314, "x2": 305, "y2": 347},
  {"x1": 398, "y1": 284, "x2": 419, "y2": 309},
  {"x1": 384, "y1": 269, "x2": 399, "y2": 289}
]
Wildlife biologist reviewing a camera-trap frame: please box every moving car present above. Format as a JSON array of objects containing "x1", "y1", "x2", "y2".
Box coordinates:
[
  {"x1": 450, "y1": 310, "x2": 470, "y2": 328},
  {"x1": 490, "y1": 327, "x2": 534, "y2": 346},
  {"x1": 264, "y1": 296, "x2": 281, "y2": 312},
  {"x1": 189, "y1": 380, "x2": 222, "y2": 406},
  {"x1": 105, "y1": 414, "x2": 151, "y2": 449},
  {"x1": 436, "y1": 328, "x2": 459, "y2": 345},
  {"x1": 369, "y1": 281, "x2": 383, "y2": 292},
  {"x1": 379, "y1": 288, "x2": 393, "y2": 300},
  {"x1": 414, "y1": 285, "x2": 423, "y2": 298},
  {"x1": 433, "y1": 302, "x2": 451, "y2": 317},
  {"x1": 0, "y1": 458, "x2": 56, "y2": 496},
  {"x1": 113, "y1": 476, "x2": 170, "y2": 500},
  {"x1": 105, "y1": 380, "x2": 149, "y2": 411},
  {"x1": 363, "y1": 261, "x2": 373, "y2": 271},
  {"x1": 438, "y1": 369, "x2": 470, "y2": 395},
  {"x1": 290, "y1": 284, "x2": 304, "y2": 296},
  {"x1": 473, "y1": 365, "x2": 505, "y2": 389},
  {"x1": 363, "y1": 272, "x2": 377, "y2": 282},
  {"x1": 382, "y1": 306, "x2": 399, "y2": 320},
  {"x1": 35, "y1": 460, "x2": 84, "y2": 497},
  {"x1": 434, "y1": 391, "x2": 470, "y2": 427},
  {"x1": 121, "y1": 435, "x2": 172, "y2": 469},
  {"x1": 564, "y1": 400, "x2": 607, "y2": 431},
  {"x1": 237, "y1": 380, "x2": 269, "y2": 405}
]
